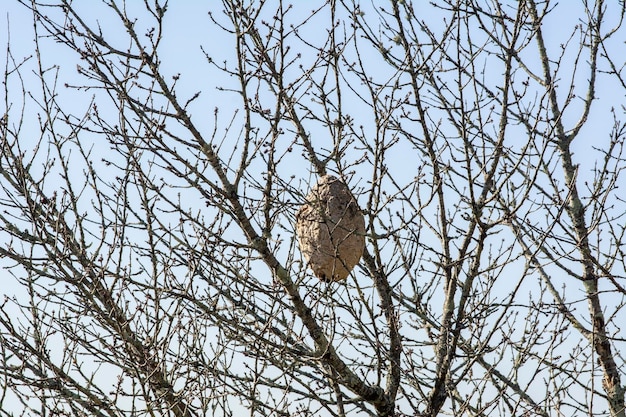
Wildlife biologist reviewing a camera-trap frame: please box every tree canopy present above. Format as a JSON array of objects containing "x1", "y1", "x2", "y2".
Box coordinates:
[{"x1": 1, "y1": 1, "x2": 625, "y2": 416}]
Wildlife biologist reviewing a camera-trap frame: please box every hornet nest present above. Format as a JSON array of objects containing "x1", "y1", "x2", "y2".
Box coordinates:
[{"x1": 295, "y1": 175, "x2": 365, "y2": 281}]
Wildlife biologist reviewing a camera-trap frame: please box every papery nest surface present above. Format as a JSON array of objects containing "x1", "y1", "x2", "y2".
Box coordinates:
[{"x1": 295, "y1": 175, "x2": 365, "y2": 282}]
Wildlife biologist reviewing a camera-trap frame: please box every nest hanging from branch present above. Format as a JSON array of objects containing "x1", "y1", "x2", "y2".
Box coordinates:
[{"x1": 295, "y1": 175, "x2": 365, "y2": 282}]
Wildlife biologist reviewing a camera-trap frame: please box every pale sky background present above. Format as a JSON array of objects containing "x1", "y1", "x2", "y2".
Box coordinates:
[{"x1": 1, "y1": 1, "x2": 625, "y2": 416}]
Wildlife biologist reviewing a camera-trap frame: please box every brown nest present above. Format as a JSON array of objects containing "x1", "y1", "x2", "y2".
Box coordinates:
[{"x1": 295, "y1": 175, "x2": 365, "y2": 282}]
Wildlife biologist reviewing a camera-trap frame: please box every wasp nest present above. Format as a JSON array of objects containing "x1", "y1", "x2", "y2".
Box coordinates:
[{"x1": 295, "y1": 175, "x2": 365, "y2": 282}]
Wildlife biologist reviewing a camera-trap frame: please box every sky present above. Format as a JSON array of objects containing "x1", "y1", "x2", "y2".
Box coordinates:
[{"x1": 1, "y1": 1, "x2": 625, "y2": 416}]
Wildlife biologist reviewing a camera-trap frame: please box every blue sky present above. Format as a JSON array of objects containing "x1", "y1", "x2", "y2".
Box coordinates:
[{"x1": 1, "y1": 1, "x2": 625, "y2": 416}]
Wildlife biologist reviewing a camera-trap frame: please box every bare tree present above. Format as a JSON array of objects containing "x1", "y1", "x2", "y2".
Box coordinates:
[{"x1": 1, "y1": 0, "x2": 625, "y2": 416}]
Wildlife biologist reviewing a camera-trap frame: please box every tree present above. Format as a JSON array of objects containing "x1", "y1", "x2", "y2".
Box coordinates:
[{"x1": 1, "y1": 0, "x2": 625, "y2": 415}]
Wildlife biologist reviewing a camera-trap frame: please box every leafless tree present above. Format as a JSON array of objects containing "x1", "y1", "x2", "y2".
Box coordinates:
[{"x1": 1, "y1": 1, "x2": 625, "y2": 416}]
